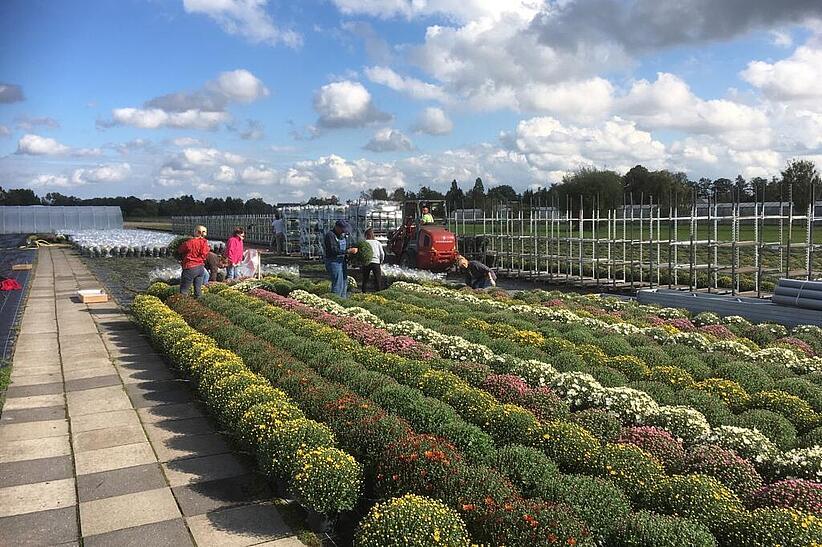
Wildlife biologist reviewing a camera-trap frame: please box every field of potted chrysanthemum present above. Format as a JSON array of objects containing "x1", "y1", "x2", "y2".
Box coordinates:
[{"x1": 136, "y1": 275, "x2": 822, "y2": 546}]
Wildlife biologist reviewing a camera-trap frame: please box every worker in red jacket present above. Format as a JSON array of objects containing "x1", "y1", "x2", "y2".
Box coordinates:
[
  {"x1": 178, "y1": 225, "x2": 210, "y2": 297},
  {"x1": 224, "y1": 226, "x2": 245, "y2": 280}
]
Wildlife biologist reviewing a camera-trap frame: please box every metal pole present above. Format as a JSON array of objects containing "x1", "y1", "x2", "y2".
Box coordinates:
[
  {"x1": 689, "y1": 190, "x2": 695, "y2": 292},
  {"x1": 668, "y1": 199, "x2": 673, "y2": 289},
  {"x1": 731, "y1": 187, "x2": 738, "y2": 296},
  {"x1": 787, "y1": 182, "x2": 793, "y2": 278}
]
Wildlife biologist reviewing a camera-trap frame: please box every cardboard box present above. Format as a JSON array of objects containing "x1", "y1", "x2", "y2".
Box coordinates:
[
  {"x1": 77, "y1": 289, "x2": 109, "y2": 304},
  {"x1": 11, "y1": 264, "x2": 33, "y2": 271}
]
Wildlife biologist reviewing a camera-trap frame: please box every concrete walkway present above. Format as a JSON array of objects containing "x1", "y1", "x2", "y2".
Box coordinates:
[{"x1": 0, "y1": 248, "x2": 304, "y2": 546}]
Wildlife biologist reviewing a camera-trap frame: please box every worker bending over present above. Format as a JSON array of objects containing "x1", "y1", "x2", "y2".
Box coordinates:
[{"x1": 456, "y1": 255, "x2": 496, "y2": 289}]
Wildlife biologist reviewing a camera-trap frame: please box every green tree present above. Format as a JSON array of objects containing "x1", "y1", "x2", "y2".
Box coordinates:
[
  {"x1": 781, "y1": 159, "x2": 820, "y2": 213},
  {"x1": 307, "y1": 195, "x2": 340, "y2": 205},
  {"x1": 553, "y1": 167, "x2": 623, "y2": 211},
  {"x1": 712, "y1": 178, "x2": 733, "y2": 201},
  {"x1": 735, "y1": 175, "x2": 753, "y2": 201},
  {"x1": 418, "y1": 186, "x2": 445, "y2": 201},
  {"x1": 468, "y1": 177, "x2": 485, "y2": 202},
  {"x1": 622, "y1": 165, "x2": 650, "y2": 197},
  {"x1": 42, "y1": 192, "x2": 81, "y2": 206},
  {"x1": 0, "y1": 187, "x2": 41, "y2": 205},
  {"x1": 244, "y1": 198, "x2": 274, "y2": 214},
  {"x1": 369, "y1": 187, "x2": 389, "y2": 200},
  {"x1": 390, "y1": 187, "x2": 407, "y2": 202},
  {"x1": 445, "y1": 179, "x2": 464, "y2": 210},
  {"x1": 486, "y1": 184, "x2": 519, "y2": 203}
]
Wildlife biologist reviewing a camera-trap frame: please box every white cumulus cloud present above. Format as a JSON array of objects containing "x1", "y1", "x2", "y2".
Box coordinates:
[
  {"x1": 16, "y1": 134, "x2": 70, "y2": 155},
  {"x1": 214, "y1": 165, "x2": 237, "y2": 183},
  {"x1": 183, "y1": 0, "x2": 301, "y2": 47},
  {"x1": 313, "y1": 80, "x2": 391, "y2": 128},
  {"x1": 364, "y1": 128, "x2": 414, "y2": 152},
  {"x1": 413, "y1": 107, "x2": 453, "y2": 135},
  {"x1": 209, "y1": 69, "x2": 270, "y2": 102},
  {"x1": 182, "y1": 147, "x2": 245, "y2": 166},
  {"x1": 15, "y1": 134, "x2": 101, "y2": 157},
  {"x1": 509, "y1": 116, "x2": 667, "y2": 173},
  {"x1": 741, "y1": 41, "x2": 822, "y2": 104},
  {"x1": 616, "y1": 73, "x2": 770, "y2": 146},
  {"x1": 364, "y1": 66, "x2": 449, "y2": 102},
  {"x1": 331, "y1": 0, "x2": 546, "y2": 24},
  {"x1": 71, "y1": 163, "x2": 132, "y2": 184},
  {"x1": 104, "y1": 69, "x2": 267, "y2": 130},
  {"x1": 110, "y1": 108, "x2": 229, "y2": 130}
]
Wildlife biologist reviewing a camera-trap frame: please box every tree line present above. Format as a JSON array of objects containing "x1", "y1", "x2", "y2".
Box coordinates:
[
  {"x1": 2, "y1": 159, "x2": 818, "y2": 217},
  {"x1": 363, "y1": 159, "x2": 820, "y2": 213},
  {"x1": 0, "y1": 189, "x2": 277, "y2": 218}
]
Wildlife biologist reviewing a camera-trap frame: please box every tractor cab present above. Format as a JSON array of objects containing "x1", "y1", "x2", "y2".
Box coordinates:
[{"x1": 388, "y1": 200, "x2": 457, "y2": 272}]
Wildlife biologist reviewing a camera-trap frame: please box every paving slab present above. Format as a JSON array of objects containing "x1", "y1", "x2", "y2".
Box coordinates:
[
  {"x1": 119, "y1": 366, "x2": 177, "y2": 384},
  {"x1": 137, "y1": 402, "x2": 206, "y2": 424},
  {"x1": 60, "y1": 333, "x2": 104, "y2": 347},
  {"x1": 256, "y1": 538, "x2": 308, "y2": 547},
  {"x1": 0, "y1": 419, "x2": 69, "y2": 442},
  {"x1": 0, "y1": 405, "x2": 66, "y2": 424},
  {"x1": 72, "y1": 424, "x2": 148, "y2": 453},
  {"x1": 58, "y1": 324, "x2": 101, "y2": 337},
  {"x1": 15, "y1": 335, "x2": 59, "y2": 353},
  {"x1": 143, "y1": 417, "x2": 217, "y2": 444},
  {"x1": 163, "y1": 453, "x2": 250, "y2": 487},
  {"x1": 0, "y1": 505, "x2": 79, "y2": 546},
  {"x1": 70, "y1": 408, "x2": 141, "y2": 433},
  {"x1": 64, "y1": 374, "x2": 122, "y2": 392},
  {"x1": 66, "y1": 386, "x2": 132, "y2": 416},
  {"x1": 12, "y1": 350, "x2": 61, "y2": 368},
  {"x1": 0, "y1": 455, "x2": 74, "y2": 488},
  {"x1": 10, "y1": 364, "x2": 63, "y2": 377},
  {"x1": 63, "y1": 366, "x2": 118, "y2": 381},
  {"x1": 79, "y1": 487, "x2": 182, "y2": 537},
  {"x1": 77, "y1": 463, "x2": 168, "y2": 503},
  {"x1": 172, "y1": 474, "x2": 272, "y2": 517},
  {"x1": 5, "y1": 381, "x2": 65, "y2": 398},
  {"x1": 0, "y1": 436, "x2": 72, "y2": 463},
  {"x1": 0, "y1": 477, "x2": 76, "y2": 517},
  {"x1": 17, "y1": 320, "x2": 57, "y2": 335},
  {"x1": 74, "y1": 442, "x2": 157, "y2": 475},
  {"x1": 153, "y1": 432, "x2": 232, "y2": 463},
  {"x1": 185, "y1": 503, "x2": 292, "y2": 547},
  {"x1": 128, "y1": 386, "x2": 195, "y2": 409},
  {"x1": 61, "y1": 349, "x2": 111, "y2": 364},
  {"x1": 83, "y1": 518, "x2": 194, "y2": 547},
  {"x1": 3, "y1": 393, "x2": 65, "y2": 411}
]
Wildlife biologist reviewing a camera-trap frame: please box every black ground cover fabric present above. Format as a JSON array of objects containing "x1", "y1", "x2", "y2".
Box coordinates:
[{"x1": 0, "y1": 235, "x2": 36, "y2": 361}]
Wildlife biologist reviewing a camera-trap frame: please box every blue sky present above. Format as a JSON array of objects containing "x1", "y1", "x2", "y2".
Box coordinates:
[{"x1": 1, "y1": 0, "x2": 822, "y2": 201}]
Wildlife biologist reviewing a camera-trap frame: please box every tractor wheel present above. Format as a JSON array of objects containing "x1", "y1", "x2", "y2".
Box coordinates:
[{"x1": 399, "y1": 252, "x2": 415, "y2": 269}]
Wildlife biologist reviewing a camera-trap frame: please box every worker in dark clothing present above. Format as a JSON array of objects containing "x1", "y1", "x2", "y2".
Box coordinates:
[
  {"x1": 456, "y1": 255, "x2": 496, "y2": 289},
  {"x1": 323, "y1": 219, "x2": 358, "y2": 297},
  {"x1": 203, "y1": 252, "x2": 226, "y2": 283}
]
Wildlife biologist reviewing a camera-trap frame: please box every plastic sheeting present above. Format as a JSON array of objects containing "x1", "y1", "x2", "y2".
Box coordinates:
[
  {"x1": 148, "y1": 249, "x2": 262, "y2": 282},
  {"x1": 382, "y1": 264, "x2": 447, "y2": 283},
  {"x1": 0, "y1": 206, "x2": 123, "y2": 234},
  {"x1": 67, "y1": 229, "x2": 224, "y2": 258}
]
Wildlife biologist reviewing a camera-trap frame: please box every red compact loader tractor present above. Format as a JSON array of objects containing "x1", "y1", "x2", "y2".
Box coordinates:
[{"x1": 388, "y1": 200, "x2": 458, "y2": 272}]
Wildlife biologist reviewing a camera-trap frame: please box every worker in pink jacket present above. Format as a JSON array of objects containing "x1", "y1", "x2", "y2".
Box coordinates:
[{"x1": 224, "y1": 226, "x2": 245, "y2": 280}]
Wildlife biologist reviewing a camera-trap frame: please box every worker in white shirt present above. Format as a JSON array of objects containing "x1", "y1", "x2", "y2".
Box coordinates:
[
  {"x1": 361, "y1": 228, "x2": 385, "y2": 292},
  {"x1": 271, "y1": 214, "x2": 286, "y2": 255}
]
